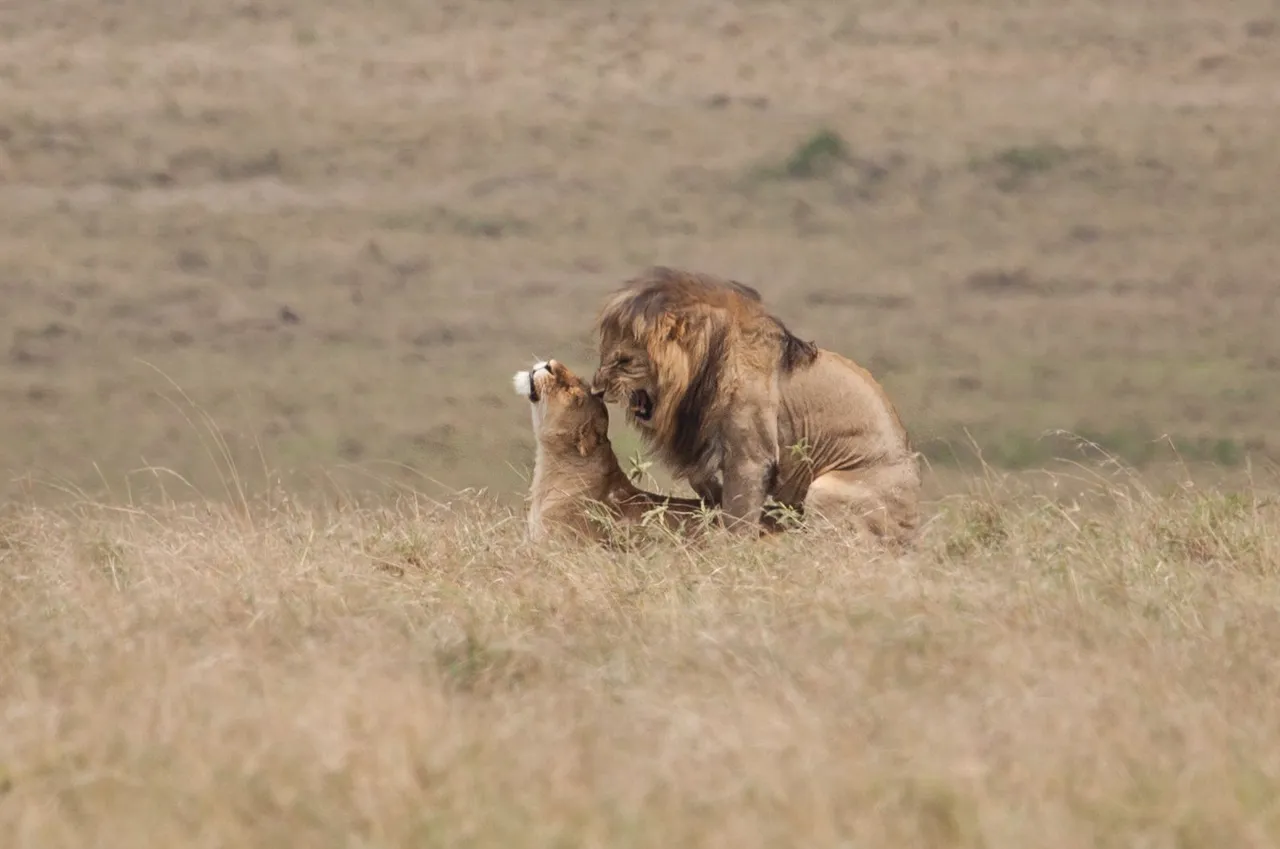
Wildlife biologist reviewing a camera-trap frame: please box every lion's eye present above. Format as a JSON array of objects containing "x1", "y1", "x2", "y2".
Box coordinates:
[{"x1": 615, "y1": 355, "x2": 631, "y2": 367}]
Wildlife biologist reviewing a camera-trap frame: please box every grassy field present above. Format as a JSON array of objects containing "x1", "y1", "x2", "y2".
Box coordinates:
[
  {"x1": 3, "y1": 466, "x2": 1280, "y2": 847},
  {"x1": 2, "y1": 0, "x2": 1279, "y2": 503},
  {"x1": 4, "y1": 1, "x2": 1280, "y2": 845}
]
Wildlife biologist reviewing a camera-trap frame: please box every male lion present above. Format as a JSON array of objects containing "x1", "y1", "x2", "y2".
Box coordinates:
[
  {"x1": 590, "y1": 266, "x2": 921, "y2": 546},
  {"x1": 512, "y1": 358, "x2": 717, "y2": 545}
]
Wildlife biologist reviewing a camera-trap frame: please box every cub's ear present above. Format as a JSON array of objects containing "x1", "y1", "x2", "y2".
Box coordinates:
[{"x1": 575, "y1": 421, "x2": 600, "y2": 457}]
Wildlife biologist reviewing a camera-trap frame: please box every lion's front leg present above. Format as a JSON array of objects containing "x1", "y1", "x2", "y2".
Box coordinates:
[
  {"x1": 718, "y1": 408, "x2": 780, "y2": 535},
  {"x1": 720, "y1": 455, "x2": 776, "y2": 534},
  {"x1": 690, "y1": 475, "x2": 722, "y2": 509}
]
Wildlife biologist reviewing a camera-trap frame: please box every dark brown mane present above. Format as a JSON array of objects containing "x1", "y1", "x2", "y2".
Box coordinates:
[
  {"x1": 774, "y1": 317, "x2": 820, "y2": 372},
  {"x1": 596, "y1": 266, "x2": 816, "y2": 374},
  {"x1": 668, "y1": 323, "x2": 728, "y2": 470},
  {"x1": 595, "y1": 266, "x2": 764, "y2": 337},
  {"x1": 598, "y1": 265, "x2": 821, "y2": 476}
]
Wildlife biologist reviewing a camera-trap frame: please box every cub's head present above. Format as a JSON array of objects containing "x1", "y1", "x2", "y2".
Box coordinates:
[{"x1": 512, "y1": 359, "x2": 610, "y2": 458}]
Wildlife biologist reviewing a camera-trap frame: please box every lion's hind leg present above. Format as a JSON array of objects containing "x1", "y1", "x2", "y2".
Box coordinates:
[{"x1": 803, "y1": 463, "x2": 921, "y2": 549}]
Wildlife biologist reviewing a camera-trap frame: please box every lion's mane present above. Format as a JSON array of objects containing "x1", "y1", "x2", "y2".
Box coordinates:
[{"x1": 593, "y1": 266, "x2": 818, "y2": 481}]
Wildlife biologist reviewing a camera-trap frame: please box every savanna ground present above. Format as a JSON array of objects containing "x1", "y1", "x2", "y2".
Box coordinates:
[{"x1": 3, "y1": 0, "x2": 1280, "y2": 845}]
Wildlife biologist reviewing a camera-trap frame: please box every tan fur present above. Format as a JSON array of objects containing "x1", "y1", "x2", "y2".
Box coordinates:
[
  {"x1": 590, "y1": 266, "x2": 921, "y2": 547},
  {"x1": 513, "y1": 359, "x2": 717, "y2": 546}
]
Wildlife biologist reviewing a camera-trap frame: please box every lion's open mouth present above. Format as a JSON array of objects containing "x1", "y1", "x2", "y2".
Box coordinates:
[
  {"x1": 523, "y1": 364, "x2": 549, "y2": 403},
  {"x1": 629, "y1": 389, "x2": 654, "y2": 422}
]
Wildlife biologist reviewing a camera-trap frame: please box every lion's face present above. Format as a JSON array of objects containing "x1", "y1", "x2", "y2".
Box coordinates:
[
  {"x1": 590, "y1": 339, "x2": 658, "y2": 429},
  {"x1": 512, "y1": 359, "x2": 609, "y2": 456}
]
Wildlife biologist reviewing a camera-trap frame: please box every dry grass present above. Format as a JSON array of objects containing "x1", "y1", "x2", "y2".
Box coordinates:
[
  {"x1": 5, "y1": 3, "x2": 1280, "y2": 841},
  {"x1": 4, "y1": 460, "x2": 1280, "y2": 847}
]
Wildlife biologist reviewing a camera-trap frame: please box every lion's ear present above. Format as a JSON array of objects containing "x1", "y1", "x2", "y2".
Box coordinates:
[{"x1": 575, "y1": 421, "x2": 600, "y2": 457}]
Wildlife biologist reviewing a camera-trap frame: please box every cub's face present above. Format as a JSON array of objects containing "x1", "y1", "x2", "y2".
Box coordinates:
[
  {"x1": 512, "y1": 360, "x2": 609, "y2": 456},
  {"x1": 590, "y1": 340, "x2": 658, "y2": 429}
]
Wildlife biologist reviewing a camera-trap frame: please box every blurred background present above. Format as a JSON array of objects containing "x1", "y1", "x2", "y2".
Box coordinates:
[{"x1": 2, "y1": 0, "x2": 1277, "y2": 507}]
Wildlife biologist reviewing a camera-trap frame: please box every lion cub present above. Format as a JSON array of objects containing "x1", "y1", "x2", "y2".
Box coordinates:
[{"x1": 512, "y1": 359, "x2": 715, "y2": 545}]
